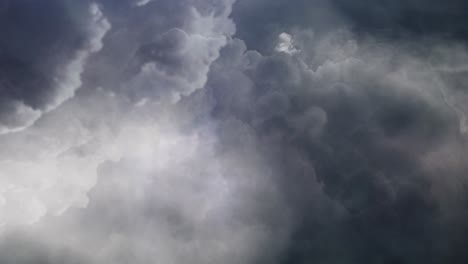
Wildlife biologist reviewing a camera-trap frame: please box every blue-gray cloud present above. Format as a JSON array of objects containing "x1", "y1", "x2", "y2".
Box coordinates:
[{"x1": 1, "y1": 1, "x2": 468, "y2": 264}]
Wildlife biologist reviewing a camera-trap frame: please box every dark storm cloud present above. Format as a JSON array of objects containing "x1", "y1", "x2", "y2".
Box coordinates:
[
  {"x1": 232, "y1": 0, "x2": 468, "y2": 53},
  {"x1": 0, "y1": 1, "x2": 287, "y2": 263},
  {"x1": 1, "y1": 1, "x2": 468, "y2": 264},
  {"x1": 202, "y1": 27, "x2": 468, "y2": 262},
  {"x1": 231, "y1": 0, "x2": 345, "y2": 52},
  {"x1": 0, "y1": 0, "x2": 109, "y2": 133},
  {"x1": 333, "y1": 0, "x2": 468, "y2": 39},
  {"x1": 225, "y1": 3, "x2": 468, "y2": 263}
]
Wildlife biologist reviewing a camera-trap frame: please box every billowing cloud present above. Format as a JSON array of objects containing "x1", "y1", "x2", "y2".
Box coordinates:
[
  {"x1": 0, "y1": 1, "x2": 289, "y2": 263},
  {"x1": 1, "y1": 0, "x2": 468, "y2": 264},
  {"x1": 0, "y1": 0, "x2": 235, "y2": 228},
  {"x1": 0, "y1": 1, "x2": 110, "y2": 134},
  {"x1": 204, "y1": 25, "x2": 468, "y2": 262},
  {"x1": 193, "y1": 21, "x2": 468, "y2": 263}
]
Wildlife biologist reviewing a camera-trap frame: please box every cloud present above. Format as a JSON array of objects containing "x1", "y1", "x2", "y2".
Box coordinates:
[
  {"x1": 0, "y1": 1, "x2": 110, "y2": 134},
  {"x1": 233, "y1": 0, "x2": 468, "y2": 53},
  {"x1": 0, "y1": 1, "x2": 289, "y2": 264},
  {"x1": 204, "y1": 27, "x2": 468, "y2": 262},
  {"x1": 332, "y1": 0, "x2": 468, "y2": 39},
  {"x1": 134, "y1": 0, "x2": 152, "y2": 6},
  {"x1": 0, "y1": 92, "x2": 289, "y2": 263},
  {"x1": 0, "y1": 0, "x2": 238, "y2": 229},
  {"x1": 1, "y1": 1, "x2": 468, "y2": 264},
  {"x1": 275, "y1": 33, "x2": 299, "y2": 55}
]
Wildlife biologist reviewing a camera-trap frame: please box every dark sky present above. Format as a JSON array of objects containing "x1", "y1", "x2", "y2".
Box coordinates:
[{"x1": 0, "y1": 1, "x2": 468, "y2": 263}]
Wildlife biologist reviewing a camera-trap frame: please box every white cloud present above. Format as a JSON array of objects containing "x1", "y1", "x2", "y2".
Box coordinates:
[
  {"x1": 134, "y1": 0, "x2": 152, "y2": 6},
  {"x1": 275, "y1": 32, "x2": 299, "y2": 54}
]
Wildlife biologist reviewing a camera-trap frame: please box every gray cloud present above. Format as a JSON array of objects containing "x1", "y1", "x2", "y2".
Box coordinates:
[
  {"x1": 232, "y1": 0, "x2": 468, "y2": 54},
  {"x1": 332, "y1": 0, "x2": 468, "y2": 39},
  {"x1": 203, "y1": 27, "x2": 468, "y2": 262},
  {"x1": 0, "y1": 0, "x2": 110, "y2": 133},
  {"x1": 0, "y1": 0, "x2": 237, "y2": 228},
  {"x1": 0, "y1": 1, "x2": 289, "y2": 264},
  {"x1": 1, "y1": 1, "x2": 468, "y2": 264}
]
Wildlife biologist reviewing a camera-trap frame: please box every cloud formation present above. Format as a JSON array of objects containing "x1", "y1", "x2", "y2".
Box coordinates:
[
  {"x1": 0, "y1": 1, "x2": 110, "y2": 134},
  {"x1": 1, "y1": 0, "x2": 468, "y2": 264}
]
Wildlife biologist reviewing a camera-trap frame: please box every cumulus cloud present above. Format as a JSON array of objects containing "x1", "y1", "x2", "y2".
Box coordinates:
[
  {"x1": 0, "y1": 1, "x2": 110, "y2": 134},
  {"x1": 0, "y1": 0, "x2": 238, "y2": 227},
  {"x1": 204, "y1": 24, "x2": 468, "y2": 262},
  {"x1": 1, "y1": 0, "x2": 468, "y2": 264},
  {"x1": 0, "y1": 1, "x2": 289, "y2": 263}
]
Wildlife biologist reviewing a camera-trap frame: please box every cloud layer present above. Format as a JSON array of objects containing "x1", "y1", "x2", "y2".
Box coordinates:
[{"x1": 1, "y1": 0, "x2": 468, "y2": 264}]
